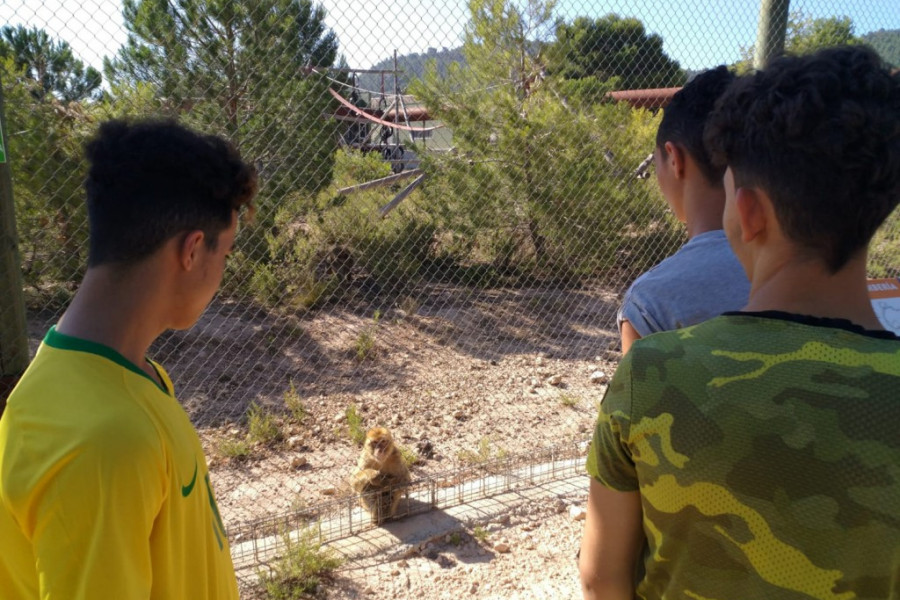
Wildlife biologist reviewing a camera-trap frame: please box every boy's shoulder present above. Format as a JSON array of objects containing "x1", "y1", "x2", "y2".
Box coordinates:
[
  {"x1": 620, "y1": 231, "x2": 748, "y2": 335},
  {"x1": 627, "y1": 231, "x2": 734, "y2": 294},
  {"x1": 631, "y1": 312, "x2": 900, "y2": 361}
]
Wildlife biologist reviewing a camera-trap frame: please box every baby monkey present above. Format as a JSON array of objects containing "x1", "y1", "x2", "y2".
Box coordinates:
[{"x1": 351, "y1": 427, "x2": 410, "y2": 525}]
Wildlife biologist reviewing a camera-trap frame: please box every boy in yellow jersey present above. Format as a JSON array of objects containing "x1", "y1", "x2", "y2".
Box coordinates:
[
  {"x1": 580, "y1": 47, "x2": 900, "y2": 599},
  {"x1": 0, "y1": 119, "x2": 257, "y2": 599}
]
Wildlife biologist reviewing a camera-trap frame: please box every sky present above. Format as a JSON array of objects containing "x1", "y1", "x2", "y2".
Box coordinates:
[{"x1": 0, "y1": 0, "x2": 897, "y2": 73}]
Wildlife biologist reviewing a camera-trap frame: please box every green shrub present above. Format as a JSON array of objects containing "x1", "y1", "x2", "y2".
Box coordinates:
[
  {"x1": 354, "y1": 310, "x2": 381, "y2": 361},
  {"x1": 559, "y1": 393, "x2": 579, "y2": 408},
  {"x1": 258, "y1": 529, "x2": 342, "y2": 599},
  {"x1": 217, "y1": 436, "x2": 252, "y2": 460},
  {"x1": 345, "y1": 404, "x2": 366, "y2": 446},
  {"x1": 473, "y1": 525, "x2": 489, "y2": 544},
  {"x1": 248, "y1": 402, "x2": 282, "y2": 446},
  {"x1": 398, "y1": 443, "x2": 420, "y2": 468},
  {"x1": 458, "y1": 437, "x2": 507, "y2": 465},
  {"x1": 283, "y1": 380, "x2": 307, "y2": 423}
]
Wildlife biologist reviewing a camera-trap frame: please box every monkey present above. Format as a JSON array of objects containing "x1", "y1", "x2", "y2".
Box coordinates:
[{"x1": 350, "y1": 427, "x2": 411, "y2": 525}]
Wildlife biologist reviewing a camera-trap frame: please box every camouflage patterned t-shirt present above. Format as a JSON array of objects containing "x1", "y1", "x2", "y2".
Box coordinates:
[{"x1": 588, "y1": 312, "x2": 900, "y2": 600}]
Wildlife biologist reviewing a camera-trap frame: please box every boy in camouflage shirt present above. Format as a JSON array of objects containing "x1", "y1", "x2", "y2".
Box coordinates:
[{"x1": 579, "y1": 46, "x2": 900, "y2": 600}]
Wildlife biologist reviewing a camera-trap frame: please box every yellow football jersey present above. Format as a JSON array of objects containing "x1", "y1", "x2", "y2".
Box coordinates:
[{"x1": 0, "y1": 327, "x2": 238, "y2": 599}]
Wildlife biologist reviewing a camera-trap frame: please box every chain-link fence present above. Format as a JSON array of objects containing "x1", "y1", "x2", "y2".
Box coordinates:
[{"x1": 1, "y1": 0, "x2": 899, "y2": 597}]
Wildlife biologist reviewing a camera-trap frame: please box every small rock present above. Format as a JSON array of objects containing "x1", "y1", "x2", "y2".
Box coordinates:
[
  {"x1": 416, "y1": 439, "x2": 435, "y2": 459},
  {"x1": 493, "y1": 541, "x2": 511, "y2": 553},
  {"x1": 547, "y1": 374, "x2": 563, "y2": 386},
  {"x1": 287, "y1": 435, "x2": 303, "y2": 449},
  {"x1": 391, "y1": 569, "x2": 400, "y2": 576},
  {"x1": 569, "y1": 505, "x2": 587, "y2": 521},
  {"x1": 535, "y1": 356, "x2": 544, "y2": 366},
  {"x1": 453, "y1": 410, "x2": 466, "y2": 420},
  {"x1": 437, "y1": 554, "x2": 457, "y2": 568},
  {"x1": 321, "y1": 487, "x2": 337, "y2": 496},
  {"x1": 469, "y1": 582, "x2": 479, "y2": 594},
  {"x1": 590, "y1": 370, "x2": 608, "y2": 384},
  {"x1": 291, "y1": 456, "x2": 307, "y2": 469},
  {"x1": 334, "y1": 412, "x2": 344, "y2": 423},
  {"x1": 530, "y1": 377, "x2": 540, "y2": 387}
]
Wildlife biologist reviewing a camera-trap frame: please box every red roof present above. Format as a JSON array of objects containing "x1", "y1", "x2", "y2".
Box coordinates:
[{"x1": 607, "y1": 87, "x2": 682, "y2": 109}]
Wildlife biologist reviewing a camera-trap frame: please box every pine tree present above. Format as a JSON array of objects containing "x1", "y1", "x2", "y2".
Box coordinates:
[{"x1": 0, "y1": 25, "x2": 101, "y2": 101}]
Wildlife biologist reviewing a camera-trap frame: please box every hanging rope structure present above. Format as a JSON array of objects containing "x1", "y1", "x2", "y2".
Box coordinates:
[{"x1": 328, "y1": 89, "x2": 444, "y2": 133}]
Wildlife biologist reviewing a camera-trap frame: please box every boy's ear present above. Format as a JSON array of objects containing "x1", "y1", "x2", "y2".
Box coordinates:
[
  {"x1": 178, "y1": 230, "x2": 206, "y2": 271},
  {"x1": 663, "y1": 141, "x2": 685, "y2": 179},
  {"x1": 735, "y1": 187, "x2": 767, "y2": 243}
]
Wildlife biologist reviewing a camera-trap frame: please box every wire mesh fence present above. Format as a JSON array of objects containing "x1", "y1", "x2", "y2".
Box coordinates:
[{"x1": 1, "y1": 0, "x2": 899, "y2": 597}]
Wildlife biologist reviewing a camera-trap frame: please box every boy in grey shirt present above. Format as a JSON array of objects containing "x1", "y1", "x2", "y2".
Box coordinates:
[{"x1": 619, "y1": 66, "x2": 749, "y2": 353}]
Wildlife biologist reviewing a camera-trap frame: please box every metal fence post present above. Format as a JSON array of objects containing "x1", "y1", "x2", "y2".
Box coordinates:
[
  {"x1": 0, "y1": 72, "x2": 30, "y2": 413},
  {"x1": 754, "y1": 0, "x2": 791, "y2": 70}
]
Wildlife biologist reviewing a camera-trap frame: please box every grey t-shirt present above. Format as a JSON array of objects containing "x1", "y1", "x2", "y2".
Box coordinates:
[{"x1": 618, "y1": 230, "x2": 750, "y2": 337}]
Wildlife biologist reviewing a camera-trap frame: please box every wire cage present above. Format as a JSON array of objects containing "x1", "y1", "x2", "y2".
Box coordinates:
[{"x1": 1, "y1": 0, "x2": 898, "y2": 597}]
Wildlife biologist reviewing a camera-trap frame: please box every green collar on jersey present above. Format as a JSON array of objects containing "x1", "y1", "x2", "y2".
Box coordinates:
[{"x1": 44, "y1": 326, "x2": 172, "y2": 395}]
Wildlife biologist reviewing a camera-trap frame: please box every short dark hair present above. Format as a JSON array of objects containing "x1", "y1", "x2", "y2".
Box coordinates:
[
  {"x1": 705, "y1": 46, "x2": 900, "y2": 272},
  {"x1": 656, "y1": 65, "x2": 735, "y2": 186},
  {"x1": 84, "y1": 119, "x2": 257, "y2": 267}
]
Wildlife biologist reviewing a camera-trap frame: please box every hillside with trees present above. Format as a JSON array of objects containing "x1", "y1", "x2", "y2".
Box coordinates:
[
  {"x1": 863, "y1": 28, "x2": 900, "y2": 67},
  {"x1": 358, "y1": 46, "x2": 465, "y2": 93}
]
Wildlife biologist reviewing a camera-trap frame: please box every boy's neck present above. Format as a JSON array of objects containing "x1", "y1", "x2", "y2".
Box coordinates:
[
  {"x1": 683, "y1": 183, "x2": 726, "y2": 239},
  {"x1": 743, "y1": 253, "x2": 882, "y2": 330},
  {"x1": 56, "y1": 263, "x2": 169, "y2": 375}
]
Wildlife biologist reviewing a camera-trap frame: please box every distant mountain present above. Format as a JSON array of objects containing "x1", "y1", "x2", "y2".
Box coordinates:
[
  {"x1": 863, "y1": 28, "x2": 900, "y2": 67},
  {"x1": 356, "y1": 47, "x2": 465, "y2": 95}
]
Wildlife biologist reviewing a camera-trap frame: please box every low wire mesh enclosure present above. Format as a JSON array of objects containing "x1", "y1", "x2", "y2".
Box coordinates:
[{"x1": 1, "y1": 0, "x2": 899, "y2": 597}]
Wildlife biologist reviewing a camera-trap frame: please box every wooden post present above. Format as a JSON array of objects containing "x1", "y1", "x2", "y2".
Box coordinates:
[
  {"x1": 753, "y1": 0, "x2": 791, "y2": 70},
  {"x1": 0, "y1": 72, "x2": 30, "y2": 412},
  {"x1": 393, "y1": 50, "x2": 403, "y2": 165}
]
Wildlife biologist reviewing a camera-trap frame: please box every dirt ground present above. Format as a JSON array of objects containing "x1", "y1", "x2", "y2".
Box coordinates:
[
  {"x1": 27, "y1": 282, "x2": 625, "y2": 598},
  {"x1": 244, "y1": 481, "x2": 591, "y2": 600}
]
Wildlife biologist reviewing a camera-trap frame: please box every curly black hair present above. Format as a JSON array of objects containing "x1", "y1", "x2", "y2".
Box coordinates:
[
  {"x1": 704, "y1": 45, "x2": 900, "y2": 272},
  {"x1": 656, "y1": 65, "x2": 735, "y2": 186},
  {"x1": 84, "y1": 119, "x2": 257, "y2": 267}
]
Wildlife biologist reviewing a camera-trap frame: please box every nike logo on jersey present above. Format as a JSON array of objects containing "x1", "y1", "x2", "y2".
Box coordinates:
[{"x1": 182, "y1": 462, "x2": 198, "y2": 497}]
